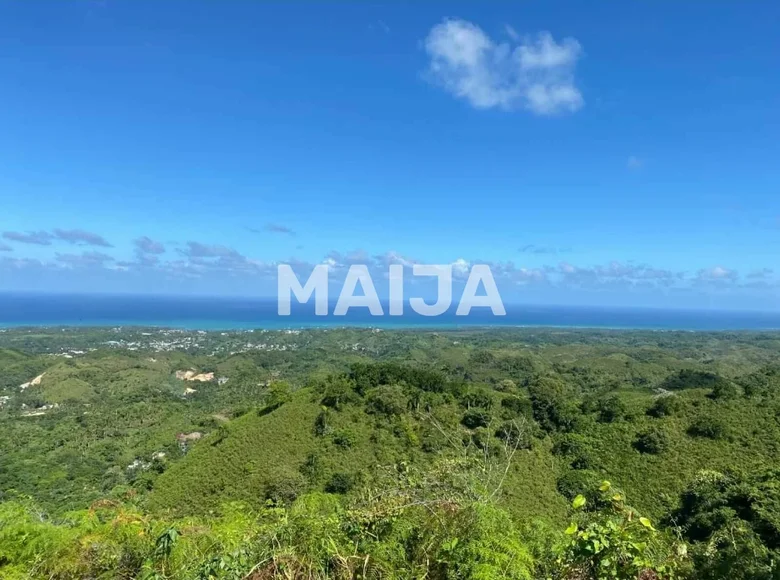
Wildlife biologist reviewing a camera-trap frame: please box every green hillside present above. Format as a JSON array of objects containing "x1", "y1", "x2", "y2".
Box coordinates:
[{"x1": 3, "y1": 327, "x2": 780, "y2": 578}]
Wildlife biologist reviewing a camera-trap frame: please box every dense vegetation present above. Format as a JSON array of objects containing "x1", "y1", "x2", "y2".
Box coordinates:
[{"x1": 2, "y1": 326, "x2": 780, "y2": 578}]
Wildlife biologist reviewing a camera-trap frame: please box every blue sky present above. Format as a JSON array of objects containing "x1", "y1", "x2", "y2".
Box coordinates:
[{"x1": 1, "y1": 1, "x2": 779, "y2": 309}]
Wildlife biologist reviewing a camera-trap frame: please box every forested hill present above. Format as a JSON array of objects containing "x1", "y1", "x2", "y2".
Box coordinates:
[{"x1": 2, "y1": 326, "x2": 780, "y2": 578}]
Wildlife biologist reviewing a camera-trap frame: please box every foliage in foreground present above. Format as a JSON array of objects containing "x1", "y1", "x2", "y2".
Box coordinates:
[{"x1": 0, "y1": 458, "x2": 692, "y2": 580}]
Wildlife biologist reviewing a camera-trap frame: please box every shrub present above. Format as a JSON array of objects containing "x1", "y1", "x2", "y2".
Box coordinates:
[
  {"x1": 319, "y1": 374, "x2": 357, "y2": 410},
  {"x1": 300, "y1": 452, "x2": 322, "y2": 482},
  {"x1": 556, "y1": 470, "x2": 606, "y2": 509},
  {"x1": 461, "y1": 409, "x2": 490, "y2": 430},
  {"x1": 557, "y1": 482, "x2": 689, "y2": 578},
  {"x1": 634, "y1": 426, "x2": 669, "y2": 454},
  {"x1": 365, "y1": 384, "x2": 408, "y2": 417},
  {"x1": 647, "y1": 394, "x2": 684, "y2": 418},
  {"x1": 595, "y1": 395, "x2": 627, "y2": 423},
  {"x1": 710, "y1": 380, "x2": 739, "y2": 401},
  {"x1": 527, "y1": 376, "x2": 581, "y2": 433},
  {"x1": 552, "y1": 434, "x2": 587, "y2": 457},
  {"x1": 739, "y1": 365, "x2": 780, "y2": 398},
  {"x1": 672, "y1": 469, "x2": 780, "y2": 578},
  {"x1": 500, "y1": 395, "x2": 532, "y2": 419},
  {"x1": 265, "y1": 380, "x2": 292, "y2": 408},
  {"x1": 313, "y1": 409, "x2": 332, "y2": 436},
  {"x1": 332, "y1": 429, "x2": 356, "y2": 449},
  {"x1": 324, "y1": 472, "x2": 356, "y2": 494},
  {"x1": 662, "y1": 369, "x2": 729, "y2": 391},
  {"x1": 688, "y1": 416, "x2": 727, "y2": 440},
  {"x1": 460, "y1": 387, "x2": 494, "y2": 410},
  {"x1": 264, "y1": 472, "x2": 306, "y2": 505}
]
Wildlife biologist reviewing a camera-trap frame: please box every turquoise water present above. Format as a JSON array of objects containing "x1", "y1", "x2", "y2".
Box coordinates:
[{"x1": 1, "y1": 293, "x2": 779, "y2": 331}]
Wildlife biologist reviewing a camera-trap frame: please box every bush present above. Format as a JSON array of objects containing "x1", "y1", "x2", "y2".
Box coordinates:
[
  {"x1": 662, "y1": 369, "x2": 729, "y2": 391},
  {"x1": 552, "y1": 434, "x2": 586, "y2": 456},
  {"x1": 527, "y1": 376, "x2": 581, "y2": 433},
  {"x1": 647, "y1": 394, "x2": 684, "y2": 418},
  {"x1": 324, "y1": 472, "x2": 356, "y2": 494},
  {"x1": 265, "y1": 381, "x2": 292, "y2": 408},
  {"x1": 313, "y1": 409, "x2": 332, "y2": 436},
  {"x1": 634, "y1": 426, "x2": 669, "y2": 454},
  {"x1": 460, "y1": 387, "x2": 494, "y2": 410},
  {"x1": 332, "y1": 429, "x2": 356, "y2": 449},
  {"x1": 688, "y1": 416, "x2": 727, "y2": 440},
  {"x1": 556, "y1": 470, "x2": 606, "y2": 509},
  {"x1": 500, "y1": 395, "x2": 532, "y2": 419},
  {"x1": 739, "y1": 365, "x2": 780, "y2": 398},
  {"x1": 319, "y1": 374, "x2": 358, "y2": 410},
  {"x1": 557, "y1": 482, "x2": 689, "y2": 578},
  {"x1": 710, "y1": 380, "x2": 739, "y2": 401},
  {"x1": 264, "y1": 472, "x2": 306, "y2": 505},
  {"x1": 461, "y1": 409, "x2": 490, "y2": 430},
  {"x1": 595, "y1": 395, "x2": 627, "y2": 423},
  {"x1": 672, "y1": 469, "x2": 780, "y2": 578},
  {"x1": 365, "y1": 384, "x2": 408, "y2": 417},
  {"x1": 551, "y1": 435, "x2": 595, "y2": 469}
]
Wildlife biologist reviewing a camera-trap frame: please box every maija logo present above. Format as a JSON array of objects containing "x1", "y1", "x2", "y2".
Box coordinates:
[{"x1": 278, "y1": 264, "x2": 506, "y2": 316}]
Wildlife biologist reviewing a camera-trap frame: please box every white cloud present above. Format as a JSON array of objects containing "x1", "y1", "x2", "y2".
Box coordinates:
[
  {"x1": 451, "y1": 258, "x2": 471, "y2": 279},
  {"x1": 695, "y1": 266, "x2": 738, "y2": 283},
  {"x1": 627, "y1": 156, "x2": 643, "y2": 170},
  {"x1": 559, "y1": 262, "x2": 577, "y2": 274},
  {"x1": 424, "y1": 19, "x2": 583, "y2": 115}
]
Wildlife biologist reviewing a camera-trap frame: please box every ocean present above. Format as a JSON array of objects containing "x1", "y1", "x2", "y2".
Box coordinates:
[{"x1": 0, "y1": 293, "x2": 779, "y2": 331}]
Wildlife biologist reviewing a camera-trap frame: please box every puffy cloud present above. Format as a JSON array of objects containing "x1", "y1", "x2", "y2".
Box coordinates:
[
  {"x1": 424, "y1": 19, "x2": 583, "y2": 114},
  {"x1": 1, "y1": 234, "x2": 773, "y2": 299},
  {"x1": 559, "y1": 262, "x2": 577, "y2": 274},
  {"x1": 451, "y1": 258, "x2": 471, "y2": 279},
  {"x1": 695, "y1": 266, "x2": 738, "y2": 283},
  {"x1": 322, "y1": 250, "x2": 372, "y2": 271},
  {"x1": 374, "y1": 251, "x2": 417, "y2": 268},
  {"x1": 484, "y1": 260, "x2": 547, "y2": 285}
]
